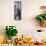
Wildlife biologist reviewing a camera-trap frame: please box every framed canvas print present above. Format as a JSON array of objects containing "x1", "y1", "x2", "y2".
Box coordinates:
[{"x1": 14, "y1": 0, "x2": 21, "y2": 20}]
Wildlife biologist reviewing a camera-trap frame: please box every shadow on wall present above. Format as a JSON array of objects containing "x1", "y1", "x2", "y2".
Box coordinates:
[
  {"x1": 0, "y1": 26, "x2": 5, "y2": 35},
  {"x1": 30, "y1": 16, "x2": 40, "y2": 27}
]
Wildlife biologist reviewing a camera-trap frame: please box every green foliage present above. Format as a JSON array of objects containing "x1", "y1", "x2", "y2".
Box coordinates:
[
  {"x1": 36, "y1": 15, "x2": 44, "y2": 21},
  {"x1": 44, "y1": 15, "x2": 46, "y2": 20},
  {"x1": 36, "y1": 14, "x2": 46, "y2": 21},
  {"x1": 5, "y1": 26, "x2": 18, "y2": 39}
]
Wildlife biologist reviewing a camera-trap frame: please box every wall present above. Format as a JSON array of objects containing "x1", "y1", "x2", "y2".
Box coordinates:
[{"x1": 0, "y1": 0, "x2": 46, "y2": 38}]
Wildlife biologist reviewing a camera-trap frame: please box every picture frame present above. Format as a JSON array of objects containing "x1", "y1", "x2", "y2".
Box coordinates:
[{"x1": 14, "y1": 1, "x2": 21, "y2": 20}]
